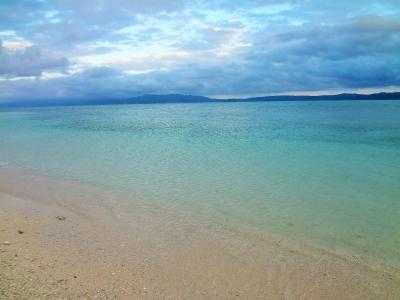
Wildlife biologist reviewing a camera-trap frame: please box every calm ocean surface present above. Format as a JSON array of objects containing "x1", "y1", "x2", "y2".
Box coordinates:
[{"x1": 1, "y1": 101, "x2": 400, "y2": 265}]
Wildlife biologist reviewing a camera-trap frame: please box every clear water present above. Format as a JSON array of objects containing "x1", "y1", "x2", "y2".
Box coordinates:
[{"x1": 1, "y1": 101, "x2": 400, "y2": 265}]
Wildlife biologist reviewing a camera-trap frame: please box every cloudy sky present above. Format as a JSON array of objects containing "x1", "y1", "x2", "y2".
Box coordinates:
[{"x1": 0, "y1": 0, "x2": 399, "y2": 102}]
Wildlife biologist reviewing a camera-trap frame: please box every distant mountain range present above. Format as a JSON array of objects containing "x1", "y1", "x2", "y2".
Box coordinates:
[
  {"x1": 1, "y1": 92, "x2": 400, "y2": 107},
  {"x1": 122, "y1": 92, "x2": 400, "y2": 103}
]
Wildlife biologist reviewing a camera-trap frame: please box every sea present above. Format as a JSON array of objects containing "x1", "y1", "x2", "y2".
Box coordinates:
[{"x1": 1, "y1": 100, "x2": 399, "y2": 266}]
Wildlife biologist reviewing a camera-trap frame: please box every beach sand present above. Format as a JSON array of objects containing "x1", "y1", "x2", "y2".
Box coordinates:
[{"x1": 0, "y1": 166, "x2": 399, "y2": 299}]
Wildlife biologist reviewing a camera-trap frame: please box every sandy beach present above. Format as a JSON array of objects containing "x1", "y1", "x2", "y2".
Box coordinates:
[{"x1": 0, "y1": 166, "x2": 399, "y2": 299}]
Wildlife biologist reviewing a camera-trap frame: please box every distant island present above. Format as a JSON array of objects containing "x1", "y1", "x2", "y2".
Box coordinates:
[{"x1": 1, "y1": 92, "x2": 400, "y2": 107}]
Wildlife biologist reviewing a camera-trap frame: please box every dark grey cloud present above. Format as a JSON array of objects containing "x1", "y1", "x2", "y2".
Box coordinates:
[
  {"x1": 241, "y1": 15, "x2": 400, "y2": 91},
  {"x1": 0, "y1": 41, "x2": 69, "y2": 77}
]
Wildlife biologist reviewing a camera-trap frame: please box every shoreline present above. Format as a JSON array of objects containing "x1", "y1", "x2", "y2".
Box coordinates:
[{"x1": 1, "y1": 165, "x2": 400, "y2": 299}]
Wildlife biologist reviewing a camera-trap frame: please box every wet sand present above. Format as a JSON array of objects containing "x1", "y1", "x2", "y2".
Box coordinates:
[{"x1": 0, "y1": 166, "x2": 399, "y2": 299}]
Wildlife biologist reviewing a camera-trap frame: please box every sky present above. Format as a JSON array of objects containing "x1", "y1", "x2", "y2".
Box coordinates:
[{"x1": 0, "y1": 0, "x2": 399, "y2": 102}]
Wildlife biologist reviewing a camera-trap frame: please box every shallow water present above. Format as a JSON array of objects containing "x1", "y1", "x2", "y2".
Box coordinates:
[{"x1": 1, "y1": 101, "x2": 399, "y2": 266}]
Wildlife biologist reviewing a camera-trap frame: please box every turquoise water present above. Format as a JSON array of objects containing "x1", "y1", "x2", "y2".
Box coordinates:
[{"x1": 1, "y1": 101, "x2": 400, "y2": 265}]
